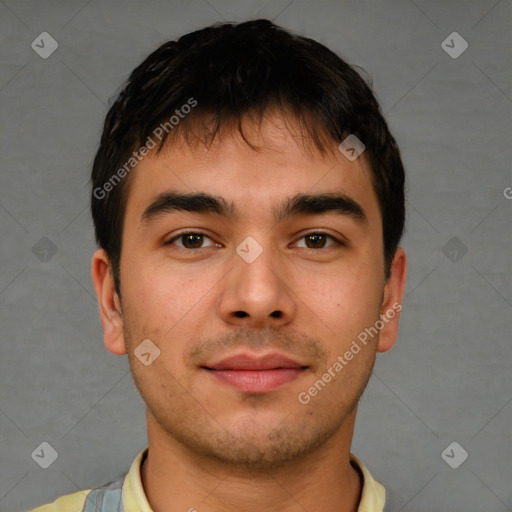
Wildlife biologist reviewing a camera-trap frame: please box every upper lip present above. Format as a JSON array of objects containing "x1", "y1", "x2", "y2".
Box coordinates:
[{"x1": 203, "y1": 352, "x2": 308, "y2": 371}]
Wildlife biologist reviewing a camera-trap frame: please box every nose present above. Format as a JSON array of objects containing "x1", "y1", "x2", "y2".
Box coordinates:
[{"x1": 217, "y1": 238, "x2": 297, "y2": 330}]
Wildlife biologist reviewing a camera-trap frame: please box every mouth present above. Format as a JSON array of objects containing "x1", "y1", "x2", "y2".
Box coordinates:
[{"x1": 201, "y1": 352, "x2": 309, "y2": 394}]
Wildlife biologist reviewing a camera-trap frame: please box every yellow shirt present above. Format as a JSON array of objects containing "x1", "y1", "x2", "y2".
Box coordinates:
[{"x1": 29, "y1": 449, "x2": 385, "y2": 511}]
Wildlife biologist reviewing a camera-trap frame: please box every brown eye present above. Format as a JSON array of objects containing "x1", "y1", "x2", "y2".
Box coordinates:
[
  {"x1": 305, "y1": 233, "x2": 327, "y2": 248},
  {"x1": 166, "y1": 232, "x2": 217, "y2": 250},
  {"x1": 295, "y1": 232, "x2": 342, "y2": 250},
  {"x1": 181, "y1": 233, "x2": 204, "y2": 249}
]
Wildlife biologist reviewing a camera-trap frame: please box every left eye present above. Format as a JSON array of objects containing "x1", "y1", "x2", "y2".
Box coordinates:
[{"x1": 293, "y1": 232, "x2": 341, "y2": 249}]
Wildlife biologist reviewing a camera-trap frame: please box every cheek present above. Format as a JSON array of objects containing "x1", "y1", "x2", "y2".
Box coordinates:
[
  {"x1": 121, "y1": 256, "x2": 223, "y2": 342},
  {"x1": 299, "y1": 256, "x2": 382, "y2": 308},
  {"x1": 292, "y1": 258, "x2": 383, "y2": 346}
]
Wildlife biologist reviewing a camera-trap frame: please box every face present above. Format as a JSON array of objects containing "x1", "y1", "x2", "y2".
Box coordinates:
[{"x1": 93, "y1": 113, "x2": 406, "y2": 469}]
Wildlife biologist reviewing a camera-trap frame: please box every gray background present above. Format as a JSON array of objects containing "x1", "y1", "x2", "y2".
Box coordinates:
[{"x1": 0, "y1": 0, "x2": 511, "y2": 511}]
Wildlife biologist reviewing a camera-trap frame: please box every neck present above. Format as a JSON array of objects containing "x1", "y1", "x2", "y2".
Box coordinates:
[{"x1": 140, "y1": 409, "x2": 362, "y2": 512}]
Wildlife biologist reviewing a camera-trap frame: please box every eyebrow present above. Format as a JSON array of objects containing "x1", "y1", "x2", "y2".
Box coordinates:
[{"x1": 140, "y1": 190, "x2": 367, "y2": 226}]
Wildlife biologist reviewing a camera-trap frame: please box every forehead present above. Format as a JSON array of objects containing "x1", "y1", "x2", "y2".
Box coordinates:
[{"x1": 123, "y1": 113, "x2": 381, "y2": 228}]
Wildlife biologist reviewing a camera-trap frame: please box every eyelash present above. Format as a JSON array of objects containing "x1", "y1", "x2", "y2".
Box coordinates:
[{"x1": 164, "y1": 231, "x2": 345, "y2": 251}]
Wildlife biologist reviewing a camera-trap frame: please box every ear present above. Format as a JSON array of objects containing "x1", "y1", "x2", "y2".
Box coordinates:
[
  {"x1": 377, "y1": 247, "x2": 407, "y2": 353},
  {"x1": 91, "y1": 248, "x2": 127, "y2": 355}
]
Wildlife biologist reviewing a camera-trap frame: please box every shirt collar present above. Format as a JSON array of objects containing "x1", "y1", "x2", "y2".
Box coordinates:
[{"x1": 124, "y1": 448, "x2": 385, "y2": 512}]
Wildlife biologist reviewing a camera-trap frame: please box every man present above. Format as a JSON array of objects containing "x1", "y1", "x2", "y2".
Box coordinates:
[{"x1": 31, "y1": 18, "x2": 407, "y2": 512}]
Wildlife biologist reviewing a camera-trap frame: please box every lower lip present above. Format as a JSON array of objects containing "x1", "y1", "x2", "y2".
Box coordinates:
[{"x1": 205, "y1": 368, "x2": 306, "y2": 393}]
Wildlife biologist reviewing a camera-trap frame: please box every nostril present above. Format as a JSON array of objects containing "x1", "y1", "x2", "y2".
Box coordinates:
[{"x1": 233, "y1": 311, "x2": 282, "y2": 319}]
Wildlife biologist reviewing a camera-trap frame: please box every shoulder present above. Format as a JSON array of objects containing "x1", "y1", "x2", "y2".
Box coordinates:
[
  {"x1": 27, "y1": 450, "x2": 145, "y2": 512},
  {"x1": 28, "y1": 489, "x2": 91, "y2": 512}
]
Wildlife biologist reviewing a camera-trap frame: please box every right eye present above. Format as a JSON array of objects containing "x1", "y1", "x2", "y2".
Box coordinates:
[{"x1": 165, "y1": 232, "x2": 222, "y2": 251}]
